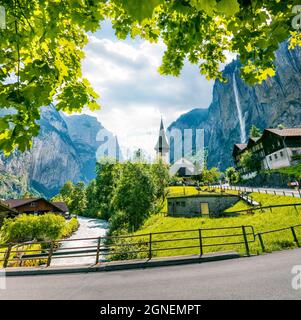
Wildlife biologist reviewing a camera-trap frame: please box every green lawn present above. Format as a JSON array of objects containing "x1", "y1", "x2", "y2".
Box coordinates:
[
  {"x1": 266, "y1": 163, "x2": 301, "y2": 179},
  {"x1": 128, "y1": 187, "x2": 301, "y2": 258}
]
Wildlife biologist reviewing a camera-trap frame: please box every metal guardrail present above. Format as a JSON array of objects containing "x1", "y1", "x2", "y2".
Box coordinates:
[
  {"x1": 0, "y1": 225, "x2": 255, "y2": 268},
  {"x1": 256, "y1": 224, "x2": 301, "y2": 252},
  {"x1": 213, "y1": 184, "x2": 301, "y2": 197}
]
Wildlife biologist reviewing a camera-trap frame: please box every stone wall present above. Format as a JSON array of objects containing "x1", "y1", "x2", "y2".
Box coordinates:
[{"x1": 240, "y1": 172, "x2": 299, "y2": 188}]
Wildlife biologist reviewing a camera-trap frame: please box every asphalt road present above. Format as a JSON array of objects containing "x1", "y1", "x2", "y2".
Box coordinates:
[{"x1": 1, "y1": 248, "x2": 301, "y2": 300}]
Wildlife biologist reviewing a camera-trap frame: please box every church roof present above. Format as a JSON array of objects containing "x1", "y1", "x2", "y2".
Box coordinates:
[
  {"x1": 154, "y1": 118, "x2": 170, "y2": 151},
  {"x1": 169, "y1": 157, "x2": 198, "y2": 176},
  {"x1": 173, "y1": 157, "x2": 194, "y2": 166}
]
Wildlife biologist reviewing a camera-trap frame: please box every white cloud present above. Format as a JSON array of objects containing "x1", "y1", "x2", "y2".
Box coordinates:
[{"x1": 81, "y1": 21, "x2": 214, "y2": 159}]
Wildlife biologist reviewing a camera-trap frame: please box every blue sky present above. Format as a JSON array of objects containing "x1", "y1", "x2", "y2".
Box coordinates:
[{"x1": 81, "y1": 20, "x2": 216, "y2": 159}]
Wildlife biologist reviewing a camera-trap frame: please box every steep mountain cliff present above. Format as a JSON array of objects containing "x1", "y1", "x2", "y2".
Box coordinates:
[
  {"x1": 62, "y1": 114, "x2": 105, "y2": 181},
  {"x1": 0, "y1": 105, "x2": 106, "y2": 198},
  {"x1": 169, "y1": 42, "x2": 301, "y2": 170}
]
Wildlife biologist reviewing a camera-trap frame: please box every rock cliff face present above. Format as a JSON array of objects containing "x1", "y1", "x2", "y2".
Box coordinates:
[
  {"x1": 0, "y1": 105, "x2": 105, "y2": 198},
  {"x1": 169, "y1": 42, "x2": 301, "y2": 170},
  {"x1": 62, "y1": 114, "x2": 104, "y2": 181}
]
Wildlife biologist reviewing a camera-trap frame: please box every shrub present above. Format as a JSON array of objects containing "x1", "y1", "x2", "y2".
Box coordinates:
[
  {"x1": 292, "y1": 154, "x2": 301, "y2": 161},
  {"x1": 0, "y1": 214, "x2": 78, "y2": 244},
  {"x1": 60, "y1": 217, "x2": 79, "y2": 238}
]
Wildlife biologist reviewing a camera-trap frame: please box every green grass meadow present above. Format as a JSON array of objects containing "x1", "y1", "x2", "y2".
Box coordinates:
[{"x1": 130, "y1": 187, "x2": 301, "y2": 258}]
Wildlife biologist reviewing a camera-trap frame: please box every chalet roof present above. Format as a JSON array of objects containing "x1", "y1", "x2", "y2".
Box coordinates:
[
  {"x1": 52, "y1": 202, "x2": 69, "y2": 213},
  {"x1": 3, "y1": 198, "x2": 67, "y2": 213},
  {"x1": 169, "y1": 157, "x2": 198, "y2": 176},
  {"x1": 0, "y1": 200, "x2": 18, "y2": 215},
  {"x1": 4, "y1": 198, "x2": 40, "y2": 208},
  {"x1": 265, "y1": 128, "x2": 301, "y2": 137},
  {"x1": 235, "y1": 143, "x2": 247, "y2": 150},
  {"x1": 247, "y1": 137, "x2": 261, "y2": 148},
  {"x1": 250, "y1": 137, "x2": 260, "y2": 142}
]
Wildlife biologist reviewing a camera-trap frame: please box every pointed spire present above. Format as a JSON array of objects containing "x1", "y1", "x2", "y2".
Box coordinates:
[
  {"x1": 160, "y1": 115, "x2": 164, "y2": 131},
  {"x1": 154, "y1": 116, "x2": 170, "y2": 154}
]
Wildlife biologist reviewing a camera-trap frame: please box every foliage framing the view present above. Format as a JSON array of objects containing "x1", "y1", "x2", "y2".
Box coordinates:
[
  {"x1": 0, "y1": 0, "x2": 103, "y2": 154},
  {"x1": 1, "y1": 0, "x2": 301, "y2": 153},
  {"x1": 108, "y1": 0, "x2": 301, "y2": 84}
]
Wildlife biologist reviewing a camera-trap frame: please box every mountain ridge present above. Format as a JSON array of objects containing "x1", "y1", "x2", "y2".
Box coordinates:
[
  {"x1": 168, "y1": 41, "x2": 301, "y2": 170},
  {"x1": 0, "y1": 105, "x2": 107, "y2": 198}
]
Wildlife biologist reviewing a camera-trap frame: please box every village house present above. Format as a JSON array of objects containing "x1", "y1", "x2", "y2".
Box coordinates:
[
  {"x1": 0, "y1": 200, "x2": 18, "y2": 225},
  {"x1": 2, "y1": 198, "x2": 69, "y2": 218},
  {"x1": 233, "y1": 128, "x2": 301, "y2": 179}
]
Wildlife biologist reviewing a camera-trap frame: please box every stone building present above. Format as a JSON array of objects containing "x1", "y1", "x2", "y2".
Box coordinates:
[{"x1": 167, "y1": 194, "x2": 239, "y2": 217}]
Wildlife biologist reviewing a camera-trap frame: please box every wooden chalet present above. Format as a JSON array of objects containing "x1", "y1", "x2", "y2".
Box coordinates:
[
  {"x1": 0, "y1": 200, "x2": 18, "y2": 225},
  {"x1": 2, "y1": 198, "x2": 69, "y2": 217},
  {"x1": 233, "y1": 127, "x2": 301, "y2": 177}
]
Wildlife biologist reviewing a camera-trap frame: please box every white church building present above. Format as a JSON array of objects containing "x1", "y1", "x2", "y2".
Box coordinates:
[{"x1": 154, "y1": 118, "x2": 199, "y2": 177}]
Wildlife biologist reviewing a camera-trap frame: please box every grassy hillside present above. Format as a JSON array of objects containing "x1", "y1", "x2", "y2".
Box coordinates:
[
  {"x1": 268, "y1": 163, "x2": 301, "y2": 179},
  {"x1": 131, "y1": 187, "x2": 301, "y2": 258}
]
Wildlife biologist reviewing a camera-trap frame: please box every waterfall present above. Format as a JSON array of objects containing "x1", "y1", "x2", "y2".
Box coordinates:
[{"x1": 233, "y1": 71, "x2": 247, "y2": 143}]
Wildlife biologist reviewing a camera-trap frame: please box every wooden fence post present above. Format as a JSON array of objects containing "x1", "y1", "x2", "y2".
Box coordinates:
[
  {"x1": 46, "y1": 241, "x2": 54, "y2": 267},
  {"x1": 95, "y1": 237, "x2": 101, "y2": 264},
  {"x1": 3, "y1": 244, "x2": 12, "y2": 268},
  {"x1": 198, "y1": 229, "x2": 203, "y2": 256},
  {"x1": 149, "y1": 233, "x2": 152, "y2": 260},
  {"x1": 291, "y1": 227, "x2": 300, "y2": 247},
  {"x1": 242, "y1": 226, "x2": 250, "y2": 256}
]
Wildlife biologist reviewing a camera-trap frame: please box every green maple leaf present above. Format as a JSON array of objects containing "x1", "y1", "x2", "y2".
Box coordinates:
[
  {"x1": 190, "y1": 0, "x2": 217, "y2": 15},
  {"x1": 120, "y1": 0, "x2": 163, "y2": 22},
  {"x1": 216, "y1": 0, "x2": 240, "y2": 16},
  {"x1": 0, "y1": 118, "x2": 9, "y2": 131}
]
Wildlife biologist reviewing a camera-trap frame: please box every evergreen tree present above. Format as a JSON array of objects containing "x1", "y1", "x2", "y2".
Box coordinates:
[{"x1": 249, "y1": 125, "x2": 262, "y2": 138}]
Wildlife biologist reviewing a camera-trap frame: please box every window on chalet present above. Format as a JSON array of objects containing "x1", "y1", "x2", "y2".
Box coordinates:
[
  {"x1": 30, "y1": 202, "x2": 37, "y2": 207},
  {"x1": 280, "y1": 151, "x2": 284, "y2": 157},
  {"x1": 269, "y1": 156, "x2": 272, "y2": 161},
  {"x1": 274, "y1": 154, "x2": 278, "y2": 160}
]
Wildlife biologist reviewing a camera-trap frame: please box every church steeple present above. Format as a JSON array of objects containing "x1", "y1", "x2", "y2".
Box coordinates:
[{"x1": 154, "y1": 117, "x2": 170, "y2": 163}]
